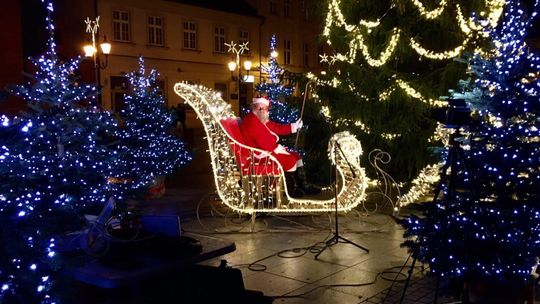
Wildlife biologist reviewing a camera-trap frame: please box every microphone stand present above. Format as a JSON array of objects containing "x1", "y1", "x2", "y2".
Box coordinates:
[{"x1": 315, "y1": 140, "x2": 369, "y2": 259}]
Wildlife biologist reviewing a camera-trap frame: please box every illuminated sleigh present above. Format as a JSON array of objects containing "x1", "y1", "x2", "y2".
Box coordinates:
[{"x1": 174, "y1": 82, "x2": 367, "y2": 214}]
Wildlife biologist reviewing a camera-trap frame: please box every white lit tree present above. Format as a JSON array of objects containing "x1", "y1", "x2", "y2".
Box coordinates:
[
  {"x1": 403, "y1": 0, "x2": 540, "y2": 288},
  {"x1": 0, "y1": 1, "x2": 118, "y2": 302},
  {"x1": 113, "y1": 57, "x2": 192, "y2": 197},
  {"x1": 256, "y1": 35, "x2": 298, "y2": 124}
]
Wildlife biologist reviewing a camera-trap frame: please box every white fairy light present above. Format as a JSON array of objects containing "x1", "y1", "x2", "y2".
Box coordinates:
[{"x1": 174, "y1": 82, "x2": 369, "y2": 214}]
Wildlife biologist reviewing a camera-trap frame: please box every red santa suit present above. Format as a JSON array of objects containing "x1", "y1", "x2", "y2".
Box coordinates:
[{"x1": 240, "y1": 112, "x2": 301, "y2": 171}]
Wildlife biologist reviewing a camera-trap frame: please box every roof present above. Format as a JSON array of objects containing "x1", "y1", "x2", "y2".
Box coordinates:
[{"x1": 165, "y1": 0, "x2": 261, "y2": 18}]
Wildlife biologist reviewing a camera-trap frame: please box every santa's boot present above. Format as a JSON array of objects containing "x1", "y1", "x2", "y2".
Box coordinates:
[
  {"x1": 284, "y1": 172, "x2": 303, "y2": 198},
  {"x1": 295, "y1": 166, "x2": 321, "y2": 195}
]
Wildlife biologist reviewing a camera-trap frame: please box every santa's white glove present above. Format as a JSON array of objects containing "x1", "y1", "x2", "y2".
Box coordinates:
[
  {"x1": 291, "y1": 119, "x2": 303, "y2": 133},
  {"x1": 273, "y1": 144, "x2": 290, "y2": 155}
]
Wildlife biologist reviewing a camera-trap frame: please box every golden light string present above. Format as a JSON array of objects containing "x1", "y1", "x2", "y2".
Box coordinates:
[
  {"x1": 307, "y1": 74, "x2": 450, "y2": 207},
  {"x1": 409, "y1": 0, "x2": 448, "y2": 19},
  {"x1": 323, "y1": 0, "x2": 506, "y2": 64}
]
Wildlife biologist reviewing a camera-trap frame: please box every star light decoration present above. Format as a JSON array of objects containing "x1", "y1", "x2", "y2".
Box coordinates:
[
  {"x1": 84, "y1": 16, "x2": 100, "y2": 42},
  {"x1": 174, "y1": 82, "x2": 369, "y2": 214},
  {"x1": 225, "y1": 40, "x2": 249, "y2": 70}
]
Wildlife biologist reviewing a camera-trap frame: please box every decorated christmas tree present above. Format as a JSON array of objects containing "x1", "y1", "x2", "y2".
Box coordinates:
[
  {"x1": 315, "y1": 0, "x2": 506, "y2": 181},
  {"x1": 114, "y1": 57, "x2": 191, "y2": 197},
  {"x1": 256, "y1": 35, "x2": 298, "y2": 124},
  {"x1": 0, "y1": 1, "x2": 118, "y2": 302},
  {"x1": 402, "y1": 0, "x2": 540, "y2": 285}
]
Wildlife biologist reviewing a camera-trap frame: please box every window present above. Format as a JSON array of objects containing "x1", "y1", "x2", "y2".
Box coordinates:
[
  {"x1": 284, "y1": 39, "x2": 291, "y2": 65},
  {"x1": 112, "y1": 10, "x2": 130, "y2": 42},
  {"x1": 148, "y1": 16, "x2": 164, "y2": 46},
  {"x1": 214, "y1": 26, "x2": 226, "y2": 53},
  {"x1": 303, "y1": 42, "x2": 309, "y2": 67},
  {"x1": 270, "y1": 1, "x2": 278, "y2": 15},
  {"x1": 239, "y1": 30, "x2": 250, "y2": 54},
  {"x1": 302, "y1": 0, "x2": 310, "y2": 21},
  {"x1": 183, "y1": 21, "x2": 197, "y2": 50},
  {"x1": 284, "y1": 0, "x2": 291, "y2": 17},
  {"x1": 110, "y1": 76, "x2": 129, "y2": 113}
]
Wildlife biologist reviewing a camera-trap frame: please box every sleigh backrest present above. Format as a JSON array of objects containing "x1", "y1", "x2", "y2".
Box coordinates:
[
  {"x1": 219, "y1": 118, "x2": 250, "y2": 173},
  {"x1": 220, "y1": 117, "x2": 281, "y2": 175}
]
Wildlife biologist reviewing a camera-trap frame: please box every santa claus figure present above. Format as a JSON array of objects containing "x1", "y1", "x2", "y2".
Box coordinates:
[{"x1": 240, "y1": 96, "x2": 319, "y2": 197}]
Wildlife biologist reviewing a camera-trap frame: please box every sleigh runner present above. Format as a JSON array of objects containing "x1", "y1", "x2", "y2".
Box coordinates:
[{"x1": 174, "y1": 82, "x2": 367, "y2": 214}]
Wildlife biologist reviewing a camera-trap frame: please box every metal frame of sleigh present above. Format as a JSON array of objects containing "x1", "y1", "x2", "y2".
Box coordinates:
[{"x1": 174, "y1": 82, "x2": 368, "y2": 215}]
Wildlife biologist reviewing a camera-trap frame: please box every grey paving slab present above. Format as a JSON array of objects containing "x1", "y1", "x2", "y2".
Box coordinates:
[
  {"x1": 266, "y1": 255, "x2": 347, "y2": 283},
  {"x1": 243, "y1": 271, "x2": 307, "y2": 297},
  {"x1": 275, "y1": 284, "x2": 363, "y2": 304}
]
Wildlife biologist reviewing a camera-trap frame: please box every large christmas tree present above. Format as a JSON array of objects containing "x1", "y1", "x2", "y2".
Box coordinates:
[
  {"x1": 113, "y1": 57, "x2": 191, "y2": 197},
  {"x1": 403, "y1": 0, "x2": 540, "y2": 285},
  {"x1": 316, "y1": 0, "x2": 506, "y2": 181},
  {"x1": 0, "y1": 1, "x2": 118, "y2": 302}
]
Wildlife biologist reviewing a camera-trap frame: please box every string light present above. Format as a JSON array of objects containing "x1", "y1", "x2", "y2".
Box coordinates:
[
  {"x1": 409, "y1": 0, "x2": 448, "y2": 19},
  {"x1": 403, "y1": 0, "x2": 540, "y2": 279},
  {"x1": 323, "y1": 0, "x2": 505, "y2": 64},
  {"x1": 1, "y1": 1, "x2": 118, "y2": 302},
  {"x1": 112, "y1": 57, "x2": 191, "y2": 196},
  {"x1": 256, "y1": 35, "x2": 298, "y2": 124}
]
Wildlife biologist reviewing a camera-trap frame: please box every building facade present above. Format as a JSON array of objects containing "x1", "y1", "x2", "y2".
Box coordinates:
[{"x1": 3, "y1": 0, "x2": 324, "y2": 118}]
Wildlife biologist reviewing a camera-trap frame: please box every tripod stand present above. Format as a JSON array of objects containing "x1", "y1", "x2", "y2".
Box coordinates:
[
  {"x1": 315, "y1": 141, "x2": 369, "y2": 259},
  {"x1": 397, "y1": 129, "x2": 469, "y2": 304}
]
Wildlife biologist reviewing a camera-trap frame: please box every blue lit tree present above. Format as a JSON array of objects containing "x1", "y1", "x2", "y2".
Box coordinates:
[
  {"x1": 403, "y1": 0, "x2": 540, "y2": 284},
  {"x1": 0, "y1": 1, "x2": 118, "y2": 302},
  {"x1": 256, "y1": 35, "x2": 298, "y2": 124},
  {"x1": 113, "y1": 57, "x2": 191, "y2": 197}
]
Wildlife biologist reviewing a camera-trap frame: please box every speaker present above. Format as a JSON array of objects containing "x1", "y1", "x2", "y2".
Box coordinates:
[{"x1": 188, "y1": 264, "x2": 247, "y2": 304}]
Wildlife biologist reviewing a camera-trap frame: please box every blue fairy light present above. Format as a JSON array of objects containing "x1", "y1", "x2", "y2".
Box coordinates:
[
  {"x1": 402, "y1": 0, "x2": 540, "y2": 280},
  {"x1": 111, "y1": 57, "x2": 191, "y2": 197},
  {"x1": 256, "y1": 35, "x2": 298, "y2": 124}
]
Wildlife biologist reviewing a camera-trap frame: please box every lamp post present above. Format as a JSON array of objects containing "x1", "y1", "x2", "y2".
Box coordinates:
[
  {"x1": 84, "y1": 16, "x2": 111, "y2": 107},
  {"x1": 225, "y1": 41, "x2": 251, "y2": 112}
]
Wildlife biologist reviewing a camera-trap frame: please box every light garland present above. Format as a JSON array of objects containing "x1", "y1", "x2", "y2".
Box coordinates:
[
  {"x1": 323, "y1": 0, "x2": 505, "y2": 65},
  {"x1": 409, "y1": 0, "x2": 448, "y2": 19},
  {"x1": 409, "y1": 36, "x2": 471, "y2": 60},
  {"x1": 174, "y1": 82, "x2": 369, "y2": 214},
  {"x1": 308, "y1": 72, "x2": 448, "y2": 108},
  {"x1": 307, "y1": 73, "x2": 447, "y2": 207},
  {"x1": 397, "y1": 163, "x2": 442, "y2": 207}
]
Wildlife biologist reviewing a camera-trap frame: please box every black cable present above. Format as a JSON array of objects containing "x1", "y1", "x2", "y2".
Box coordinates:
[
  {"x1": 227, "y1": 231, "x2": 332, "y2": 272},
  {"x1": 271, "y1": 276, "x2": 378, "y2": 299}
]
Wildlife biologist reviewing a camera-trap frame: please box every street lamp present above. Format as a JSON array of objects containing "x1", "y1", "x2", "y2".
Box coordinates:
[
  {"x1": 225, "y1": 41, "x2": 252, "y2": 103},
  {"x1": 84, "y1": 16, "x2": 111, "y2": 106}
]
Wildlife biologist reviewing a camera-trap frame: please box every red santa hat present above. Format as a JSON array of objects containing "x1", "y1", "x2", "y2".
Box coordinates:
[{"x1": 252, "y1": 97, "x2": 270, "y2": 107}]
